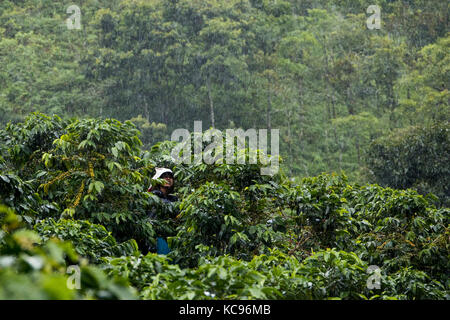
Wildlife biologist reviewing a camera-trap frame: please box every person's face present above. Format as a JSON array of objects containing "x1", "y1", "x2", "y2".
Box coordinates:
[{"x1": 160, "y1": 173, "x2": 174, "y2": 188}]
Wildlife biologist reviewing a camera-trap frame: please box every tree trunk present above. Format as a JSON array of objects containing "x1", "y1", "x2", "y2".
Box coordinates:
[
  {"x1": 356, "y1": 138, "x2": 360, "y2": 166},
  {"x1": 298, "y1": 78, "x2": 305, "y2": 123},
  {"x1": 207, "y1": 77, "x2": 215, "y2": 128},
  {"x1": 322, "y1": 41, "x2": 336, "y2": 120},
  {"x1": 142, "y1": 94, "x2": 150, "y2": 122},
  {"x1": 287, "y1": 109, "x2": 292, "y2": 155},
  {"x1": 347, "y1": 87, "x2": 355, "y2": 115},
  {"x1": 267, "y1": 82, "x2": 272, "y2": 131}
]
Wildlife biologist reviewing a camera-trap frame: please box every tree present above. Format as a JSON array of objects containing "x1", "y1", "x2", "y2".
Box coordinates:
[
  {"x1": 1, "y1": 113, "x2": 448, "y2": 300},
  {"x1": 367, "y1": 122, "x2": 450, "y2": 206}
]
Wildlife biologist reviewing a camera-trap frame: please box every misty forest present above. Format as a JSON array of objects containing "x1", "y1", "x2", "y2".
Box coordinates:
[{"x1": 0, "y1": 0, "x2": 448, "y2": 300}]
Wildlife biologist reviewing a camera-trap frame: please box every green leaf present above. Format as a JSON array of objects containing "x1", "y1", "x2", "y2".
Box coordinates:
[{"x1": 94, "y1": 181, "x2": 104, "y2": 193}]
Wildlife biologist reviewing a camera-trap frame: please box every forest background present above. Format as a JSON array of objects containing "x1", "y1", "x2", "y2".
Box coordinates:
[{"x1": 1, "y1": 0, "x2": 448, "y2": 204}]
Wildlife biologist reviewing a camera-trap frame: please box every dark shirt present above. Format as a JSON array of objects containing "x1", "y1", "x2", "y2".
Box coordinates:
[
  {"x1": 146, "y1": 189, "x2": 179, "y2": 254},
  {"x1": 151, "y1": 189, "x2": 178, "y2": 203},
  {"x1": 147, "y1": 189, "x2": 178, "y2": 220}
]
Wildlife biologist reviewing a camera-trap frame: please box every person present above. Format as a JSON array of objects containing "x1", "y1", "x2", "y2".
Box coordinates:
[
  {"x1": 148, "y1": 167, "x2": 178, "y2": 203},
  {"x1": 147, "y1": 167, "x2": 178, "y2": 255}
]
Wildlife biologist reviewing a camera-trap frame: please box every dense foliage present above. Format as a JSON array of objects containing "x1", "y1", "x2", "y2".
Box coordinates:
[
  {"x1": 0, "y1": 114, "x2": 448, "y2": 300},
  {"x1": 1, "y1": 0, "x2": 448, "y2": 186},
  {"x1": 367, "y1": 122, "x2": 449, "y2": 206},
  {"x1": 0, "y1": 0, "x2": 448, "y2": 301}
]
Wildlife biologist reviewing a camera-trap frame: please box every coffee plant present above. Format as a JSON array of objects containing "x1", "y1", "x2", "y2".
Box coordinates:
[{"x1": 0, "y1": 113, "x2": 448, "y2": 300}]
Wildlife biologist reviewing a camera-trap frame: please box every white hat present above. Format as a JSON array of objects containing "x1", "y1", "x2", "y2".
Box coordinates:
[
  {"x1": 148, "y1": 168, "x2": 173, "y2": 191},
  {"x1": 152, "y1": 167, "x2": 173, "y2": 180}
]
